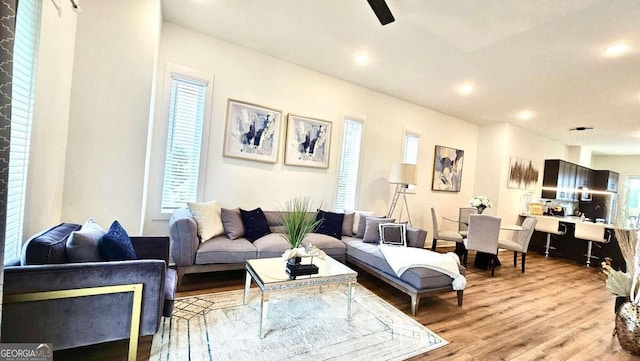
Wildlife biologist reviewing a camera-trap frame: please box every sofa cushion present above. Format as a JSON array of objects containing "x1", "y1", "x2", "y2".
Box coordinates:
[
  {"x1": 66, "y1": 218, "x2": 105, "y2": 262},
  {"x1": 22, "y1": 223, "x2": 81, "y2": 265},
  {"x1": 353, "y1": 211, "x2": 375, "y2": 237},
  {"x1": 188, "y1": 200, "x2": 224, "y2": 242},
  {"x1": 342, "y1": 212, "x2": 355, "y2": 236},
  {"x1": 195, "y1": 236, "x2": 257, "y2": 264},
  {"x1": 240, "y1": 207, "x2": 272, "y2": 242},
  {"x1": 253, "y1": 233, "x2": 291, "y2": 258},
  {"x1": 221, "y1": 208, "x2": 245, "y2": 240},
  {"x1": 342, "y1": 237, "x2": 463, "y2": 290},
  {"x1": 302, "y1": 233, "x2": 347, "y2": 257},
  {"x1": 363, "y1": 218, "x2": 395, "y2": 243},
  {"x1": 356, "y1": 214, "x2": 381, "y2": 239},
  {"x1": 315, "y1": 210, "x2": 344, "y2": 239},
  {"x1": 98, "y1": 221, "x2": 138, "y2": 261}
]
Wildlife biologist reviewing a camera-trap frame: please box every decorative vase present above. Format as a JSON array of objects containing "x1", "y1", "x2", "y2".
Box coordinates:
[
  {"x1": 476, "y1": 205, "x2": 486, "y2": 214},
  {"x1": 615, "y1": 302, "x2": 640, "y2": 355}
]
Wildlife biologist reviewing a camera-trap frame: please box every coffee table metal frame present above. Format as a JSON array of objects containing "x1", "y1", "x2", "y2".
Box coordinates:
[{"x1": 243, "y1": 256, "x2": 357, "y2": 338}]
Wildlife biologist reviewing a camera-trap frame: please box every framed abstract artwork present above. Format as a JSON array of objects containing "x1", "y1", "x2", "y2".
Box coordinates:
[
  {"x1": 223, "y1": 99, "x2": 282, "y2": 163},
  {"x1": 432, "y1": 145, "x2": 464, "y2": 192},
  {"x1": 507, "y1": 157, "x2": 540, "y2": 189},
  {"x1": 284, "y1": 114, "x2": 331, "y2": 168}
]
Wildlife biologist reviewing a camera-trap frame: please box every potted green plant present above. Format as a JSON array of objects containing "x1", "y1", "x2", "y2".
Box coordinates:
[{"x1": 280, "y1": 196, "x2": 321, "y2": 265}]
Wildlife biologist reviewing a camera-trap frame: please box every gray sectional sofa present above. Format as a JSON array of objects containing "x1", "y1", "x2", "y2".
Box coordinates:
[{"x1": 169, "y1": 207, "x2": 465, "y2": 315}]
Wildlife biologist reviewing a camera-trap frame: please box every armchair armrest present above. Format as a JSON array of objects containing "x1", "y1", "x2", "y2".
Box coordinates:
[
  {"x1": 131, "y1": 236, "x2": 170, "y2": 264},
  {"x1": 2, "y1": 260, "x2": 166, "y2": 349}
]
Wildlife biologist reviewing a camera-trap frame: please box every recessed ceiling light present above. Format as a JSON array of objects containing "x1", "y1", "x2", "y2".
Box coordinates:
[
  {"x1": 603, "y1": 43, "x2": 630, "y2": 57},
  {"x1": 518, "y1": 110, "x2": 533, "y2": 120},
  {"x1": 355, "y1": 54, "x2": 370, "y2": 65},
  {"x1": 457, "y1": 83, "x2": 474, "y2": 95}
]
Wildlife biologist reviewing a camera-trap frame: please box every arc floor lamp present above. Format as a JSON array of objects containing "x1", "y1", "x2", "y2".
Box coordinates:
[{"x1": 387, "y1": 163, "x2": 416, "y2": 225}]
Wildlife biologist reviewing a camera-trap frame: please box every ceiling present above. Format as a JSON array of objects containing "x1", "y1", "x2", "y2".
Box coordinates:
[{"x1": 162, "y1": 0, "x2": 640, "y2": 156}]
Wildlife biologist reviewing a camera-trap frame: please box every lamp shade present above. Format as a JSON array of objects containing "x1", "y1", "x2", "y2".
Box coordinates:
[{"x1": 388, "y1": 163, "x2": 416, "y2": 185}]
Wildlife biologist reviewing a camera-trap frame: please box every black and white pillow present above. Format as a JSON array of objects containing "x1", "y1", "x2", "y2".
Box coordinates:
[{"x1": 379, "y1": 223, "x2": 407, "y2": 246}]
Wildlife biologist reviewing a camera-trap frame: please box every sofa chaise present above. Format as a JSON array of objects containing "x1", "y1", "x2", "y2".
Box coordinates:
[{"x1": 169, "y1": 207, "x2": 465, "y2": 314}]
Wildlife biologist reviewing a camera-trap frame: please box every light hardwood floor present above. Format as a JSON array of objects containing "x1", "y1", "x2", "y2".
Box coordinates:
[{"x1": 55, "y1": 250, "x2": 638, "y2": 360}]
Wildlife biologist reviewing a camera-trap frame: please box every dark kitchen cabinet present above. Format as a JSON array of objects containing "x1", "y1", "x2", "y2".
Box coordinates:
[
  {"x1": 575, "y1": 166, "x2": 593, "y2": 201},
  {"x1": 542, "y1": 159, "x2": 577, "y2": 201},
  {"x1": 594, "y1": 170, "x2": 619, "y2": 192}
]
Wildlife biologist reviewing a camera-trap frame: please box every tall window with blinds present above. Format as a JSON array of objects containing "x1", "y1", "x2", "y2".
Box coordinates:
[
  {"x1": 335, "y1": 118, "x2": 364, "y2": 212},
  {"x1": 403, "y1": 131, "x2": 420, "y2": 165},
  {"x1": 403, "y1": 131, "x2": 420, "y2": 191},
  {"x1": 160, "y1": 74, "x2": 208, "y2": 213},
  {"x1": 5, "y1": 0, "x2": 41, "y2": 261}
]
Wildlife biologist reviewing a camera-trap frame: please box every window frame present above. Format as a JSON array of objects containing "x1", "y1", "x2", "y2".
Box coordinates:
[
  {"x1": 4, "y1": 0, "x2": 42, "y2": 261},
  {"x1": 402, "y1": 129, "x2": 421, "y2": 193},
  {"x1": 335, "y1": 116, "x2": 365, "y2": 212},
  {"x1": 150, "y1": 63, "x2": 213, "y2": 221}
]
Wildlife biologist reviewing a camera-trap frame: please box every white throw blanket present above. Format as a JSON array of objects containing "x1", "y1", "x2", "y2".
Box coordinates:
[{"x1": 378, "y1": 244, "x2": 467, "y2": 290}]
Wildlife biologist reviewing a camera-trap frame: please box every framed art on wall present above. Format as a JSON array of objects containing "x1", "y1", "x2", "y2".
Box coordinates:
[
  {"x1": 507, "y1": 157, "x2": 540, "y2": 189},
  {"x1": 432, "y1": 145, "x2": 464, "y2": 192},
  {"x1": 284, "y1": 114, "x2": 331, "y2": 168},
  {"x1": 223, "y1": 99, "x2": 282, "y2": 163}
]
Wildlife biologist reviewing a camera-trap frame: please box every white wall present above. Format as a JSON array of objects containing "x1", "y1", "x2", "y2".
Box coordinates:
[
  {"x1": 23, "y1": 1, "x2": 78, "y2": 238},
  {"x1": 62, "y1": 0, "x2": 161, "y2": 233},
  {"x1": 474, "y1": 123, "x2": 568, "y2": 230},
  {"x1": 143, "y1": 22, "x2": 481, "y2": 239}
]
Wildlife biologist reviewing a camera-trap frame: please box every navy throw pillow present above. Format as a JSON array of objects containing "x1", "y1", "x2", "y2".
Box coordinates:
[
  {"x1": 240, "y1": 207, "x2": 271, "y2": 242},
  {"x1": 315, "y1": 210, "x2": 345, "y2": 239},
  {"x1": 98, "y1": 221, "x2": 137, "y2": 261}
]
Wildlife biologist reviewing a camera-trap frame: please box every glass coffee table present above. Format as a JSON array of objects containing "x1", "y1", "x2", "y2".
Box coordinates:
[{"x1": 244, "y1": 256, "x2": 358, "y2": 338}]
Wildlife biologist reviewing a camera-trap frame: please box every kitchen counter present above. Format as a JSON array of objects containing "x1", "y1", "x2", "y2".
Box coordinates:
[
  {"x1": 519, "y1": 214, "x2": 626, "y2": 270},
  {"x1": 520, "y1": 214, "x2": 615, "y2": 228}
]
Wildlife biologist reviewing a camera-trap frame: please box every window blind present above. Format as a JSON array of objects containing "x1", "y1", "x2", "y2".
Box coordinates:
[
  {"x1": 335, "y1": 119, "x2": 363, "y2": 212},
  {"x1": 160, "y1": 74, "x2": 208, "y2": 213},
  {"x1": 403, "y1": 132, "x2": 420, "y2": 165},
  {"x1": 5, "y1": 0, "x2": 41, "y2": 261}
]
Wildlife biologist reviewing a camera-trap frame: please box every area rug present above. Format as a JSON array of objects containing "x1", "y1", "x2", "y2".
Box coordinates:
[{"x1": 150, "y1": 284, "x2": 447, "y2": 360}]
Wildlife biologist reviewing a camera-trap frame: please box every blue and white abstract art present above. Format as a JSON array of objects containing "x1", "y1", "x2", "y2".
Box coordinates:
[
  {"x1": 285, "y1": 114, "x2": 332, "y2": 168},
  {"x1": 223, "y1": 99, "x2": 282, "y2": 163}
]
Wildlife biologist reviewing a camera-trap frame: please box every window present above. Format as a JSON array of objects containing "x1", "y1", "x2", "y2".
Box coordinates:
[
  {"x1": 160, "y1": 73, "x2": 208, "y2": 213},
  {"x1": 4, "y1": 0, "x2": 41, "y2": 261},
  {"x1": 335, "y1": 118, "x2": 363, "y2": 212},
  {"x1": 402, "y1": 131, "x2": 420, "y2": 191},
  {"x1": 403, "y1": 131, "x2": 420, "y2": 165},
  {"x1": 626, "y1": 176, "x2": 640, "y2": 226}
]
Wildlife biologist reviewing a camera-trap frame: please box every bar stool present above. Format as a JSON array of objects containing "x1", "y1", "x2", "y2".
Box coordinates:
[
  {"x1": 534, "y1": 216, "x2": 567, "y2": 257},
  {"x1": 574, "y1": 222, "x2": 611, "y2": 267}
]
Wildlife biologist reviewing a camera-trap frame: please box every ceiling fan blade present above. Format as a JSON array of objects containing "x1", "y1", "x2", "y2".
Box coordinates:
[{"x1": 367, "y1": 0, "x2": 395, "y2": 25}]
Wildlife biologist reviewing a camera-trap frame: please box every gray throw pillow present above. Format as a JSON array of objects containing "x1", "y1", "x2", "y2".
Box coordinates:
[
  {"x1": 363, "y1": 218, "x2": 395, "y2": 243},
  {"x1": 221, "y1": 208, "x2": 245, "y2": 240},
  {"x1": 66, "y1": 218, "x2": 105, "y2": 262},
  {"x1": 356, "y1": 215, "x2": 383, "y2": 239},
  {"x1": 342, "y1": 212, "x2": 354, "y2": 236}
]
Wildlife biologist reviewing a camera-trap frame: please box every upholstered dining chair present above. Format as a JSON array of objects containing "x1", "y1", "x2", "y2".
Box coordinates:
[
  {"x1": 430, "y1": 206, "x2": 463, "y2": 252},
  {"x1": 458, "y1": 207, "x2": 477, "y2": 237},
  {"x1": 574, "y1": 222, "x2": 611, "y2": 267},
  {"x1": 463, "y1": 214, "x2": 501, "y2": 276},
  {"x1": 534, "y1": 216, "x2": 567, "y2": 257},
  {"x1": 498, "y1": 217, "x2": 538, "y2": 273}
]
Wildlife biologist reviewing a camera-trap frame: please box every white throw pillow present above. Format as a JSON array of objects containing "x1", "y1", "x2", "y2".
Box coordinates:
[
  {"x1": 188, "y1": 200, "x2": 224, "y2": 242},
  {"x1": 350, "y1": 210, "x2": 375, "y2": 235},
  {"x1": 66, "y1": 218, "x2": 105, "y2": 262}
]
